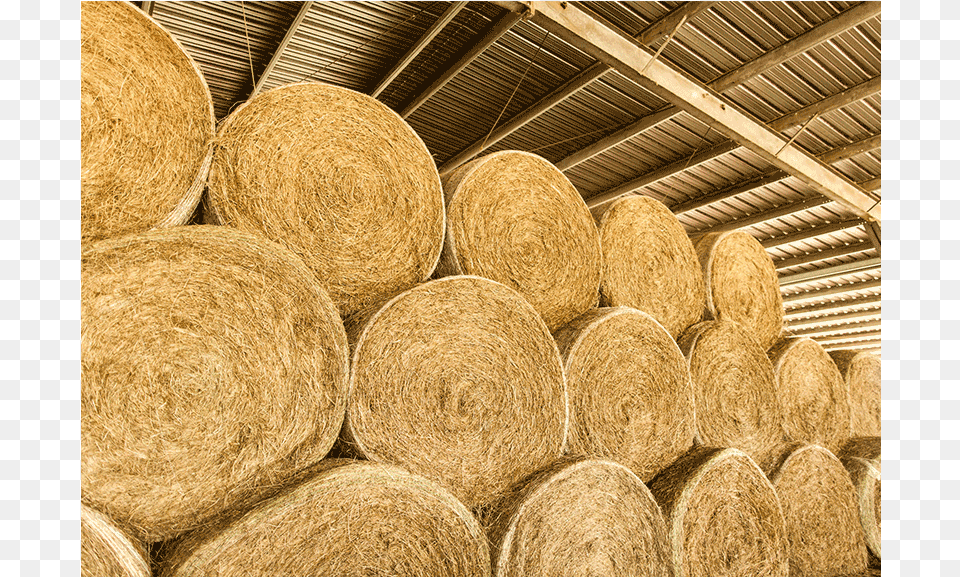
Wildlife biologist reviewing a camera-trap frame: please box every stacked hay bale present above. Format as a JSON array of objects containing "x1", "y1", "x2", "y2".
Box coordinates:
[
  {"x1": 692, "y1": 231, "x2": 784, "y2": 350},
  {"x1": 594, "y1": 195, "x2": 705, "y2": 339},
  {"x1": 678, "y1": 320, "x2": 785, "y2": 462},
  {"x1": 553, "y1": 306, "x2": 695, "y2": 481},
  {"x1": 343, "y1": 275, "x2": 568, "y2": 510},
  {"x1": 839, "y1": 437, "x2": 882, "y2": 560},
  {"x1": 484, "y1": 458, "x2": 671, "y2": 577},
  {"x1": 206, "y1": 81, "x2": 445, "y2": 320},
  {"x1": 81, "y1": 1, "x2": 215, "y2": 245},
  {"x1": 81, "y1": 226, "x2": 350, "y2": 541},
  {"x1": 160, "y1": 461, "x2": 491, "y2": 577},
  {"x1": 437, "y1": 151, "x2": 602, "y2": 331},
  {"x1": 763, "y1": 444, "x2": 869, "y2": 577},
  {"x1": 647, "y1": 447, "x2": 789, "y2": 577},
  {"x1": 830, "y1": 351, "x2": 882, "y2": 436},
  {"x1": 768, "y1": 337, "x2": 853, "y2": 452},
  {"x1": 81, "y1": 504, "x2": 151, "y2": 577}
]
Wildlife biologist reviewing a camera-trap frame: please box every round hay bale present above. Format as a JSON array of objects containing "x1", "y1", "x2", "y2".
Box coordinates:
[
  {"x1": 81, "y1": 225, "x2": 350, "y2": 541},
  {"x1": 485, "y1": 457, "x2": 671, "y2": 577},
  {"x1": 765, "y1": 444, "x2": 869, "y2": 577},
  {"x1": 595, "y1": 194, "x2": 705, "y2": 338},
  {"x1": 206, "y1": 81, "x2": 445, "y2": 320},
  {"x1": 81, "y1": 1, "x2": 215, "y2": 245},
  {"x1": 839, "y1": 436, "x2": 881, "y2": 559},
  {"x1": 554, "y1": 306, "x2": 695, "y2": 481},
  {"x1": 81, "y1": 504, "x2": 151, "y2": 577},
  {"x1": 161, "y1": 460, "x2": 490, "y2": 577},
  {"x1": 436, "y1": 151, "x2": 601, "y2": 331},
  {"x1": 830, "y1": 351, "x2": 881, "y2": 436},
  {"x1": 344, "y1": 275, "x2": 568, "y2": 510},
  {"x1": 692, "y1": 231, "x2": 783, "y2": 350},
  {"x1": 768, "y1": 337, "x2": 852, "y2": 452},
  {"x1": 678, "y1": 320, "x2": 785, "y2": 462},
  {"x1": 647, "y1": 446, "x2": 789, "y2": 577}
]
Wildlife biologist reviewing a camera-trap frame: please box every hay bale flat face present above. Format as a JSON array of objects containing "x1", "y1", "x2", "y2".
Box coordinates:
[
  {"x1": 555, "y1": 307, "x2": 695, "y2": 481},
  {"x1": 768, "y1": 445, "x2": 869, "y2": 577},
  {"x1": 438, "y1": 151, "x2": 601, "y2": 331},
  {"x1": 488, "y1": 459, "x2": 671, "y2": 577},
  {"x1": 648, "y1": 447, "x2": 788, "y2": 577},
  {"x1": 694, "y1": 231, "x2": 783, "y2": 350},
  {"x1": 830, "y1": 351, "x2": 881, "y2": 436},
  {"x1": 679, "y1": 321, "x2": 784, "y2": 462},
  {"x1": 346, "y1": 275, "x2": 568, "y2": 509},
  {"x1": 207, "y1": 81, "x2": 445, "y2": 319},
  {"x1": 769, "y1": 338, "x2": 852, "y2": 453},
  {"x1": 839, "y1": 437, "x2": 881, "y2": 559},
  {"x1": 81, "y1": 504, "x2": 151, "y2": 577},
  {"x1": 81, "y1": 1, "x2": 214, "y2": 245},
  {"x1": 162, "y1": 461, "x2": 491, "y2": 577},
  {"x1": 82, "y1": 226, "x2": 350, "y2": 541},
  {"x1": 597, "y1": 195, "x2": 705, "y2": 339}
]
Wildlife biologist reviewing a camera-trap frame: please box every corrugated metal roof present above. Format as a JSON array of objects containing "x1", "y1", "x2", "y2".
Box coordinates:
[{"x1": 141, "y1": 0, "x2": 881, "y2": 351}]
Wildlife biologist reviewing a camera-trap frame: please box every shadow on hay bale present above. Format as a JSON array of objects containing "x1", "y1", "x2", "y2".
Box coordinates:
[
  {"x1": 82, "y1": 504, "x2": 151, "y2": 577},
  {"x1": 81, "y1": 1, "x2": 215, "y2": 245}
]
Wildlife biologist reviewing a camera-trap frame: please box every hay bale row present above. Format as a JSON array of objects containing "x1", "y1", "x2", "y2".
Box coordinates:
[
  {"x1": 81, "y1": 1, "x2": 215, "y2": 245},
  {"x1": 553, "y1": 306, "x2": 695, "y2": 482}
]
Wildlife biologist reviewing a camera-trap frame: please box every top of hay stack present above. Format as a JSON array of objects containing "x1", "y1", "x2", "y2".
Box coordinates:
[
  {"x1": 81, "y1": 1, "x2": 215, "y2": 245},
  {"x1": 162, "y1": 460, "x2": 491, "y2": 577},
  {"x1": 596, "y1": 194, "x2": 706, "y2": 339},
  {"x1": 81, "y1": 226, "x2": 350, "y2": 542},
  {"x1": 693, "y1": 230, "x2": 784, "y2": 350},
  {"x1": 437, "y1": 150, "x2": 602, "y2": 331},
  {"x1": 207, "y1": 81, "x2": 445, "y2": 320}
]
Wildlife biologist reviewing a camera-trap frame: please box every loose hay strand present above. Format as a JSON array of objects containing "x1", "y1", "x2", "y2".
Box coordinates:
[
  {"x1": 486, "y1": 458, "x2": 672, "y2": 577},
  {"x1": 81, "y1": 225, "x2": 350, "y2": 542},
  {"x1": 766, "y1": 444, "x2": 869, "y2": 577},
  {"x1": 436, "y1": 151, "x2": 602, "y2": 331},
  {"x1": 344, "y1": 275, "x2": 569, "y2": 510},
  {"x1": 81, "y1": 504, "x2": 151, "y2": 577},
  {"x1": 648, "y1": 447, "x2": 789, "y2": 577},
  {"x1": 769, "y1": 337, "x2": 852, "y2": 453},
  {"x1": 830, "y1": 351, "x2": 881, "y2": 436},
  {"x1": 693, "y1": 231, "x2": 784, "y2": 350},
  {"x1": 81, "y1": 1, "x2": 215, "y2": 244},
  {"x1": 554, "y1": 306, "x2": 696, "y2": 481},
  {"x1": 595, "y1": 194, "x2": 706, "y2": 339},
  {"x1": 161, "y1": 460, "x2": 491, "y2": 577},
  {"x1": 678, "y1": 320, "x2": 785, "y2": 462},
  {"x1": 206, "y1": 81, "x2": 445, "y2": 320}
]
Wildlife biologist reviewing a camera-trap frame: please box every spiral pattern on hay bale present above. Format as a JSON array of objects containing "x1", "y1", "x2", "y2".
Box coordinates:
[
  {"x1": 81, "y1": 504, "x2": 151, "y2": 577},
  {"x1": 648, "y1": 447, "x2": 789, "y2": 577},
  {"x1": 82, "y1": 226, "x2": 350, "y2": 541},
  {"x1": 692, "y1": 231, "x2": 783, "y2": 350},
  {"x1": 595, "y1": 195, "x2": 705, "y2": 339},
  {"x1": 161, "y1": 460, "x2": 490, "y2": 577},
  {"x1": 768, "y1": 337, "x2": 852, "y2": 452},
  {"x1": 206, "y1": 81, "x2": 445, "y2": 319},
  {"x1": 437, "y1": 151, "x2": 601, "y2": 331},
  {"x1": 830, "y1": 351, "x2": 881, "y2": 436},
  {"x1": 678, "y1": 320, "x2": 785, "y2": 462},
  {"x1": 485, "y1": 458, "x2": 672, "y2": 577},
  {"x1": 344, "y1": 275, "x2": 568, "y2": 509},
  {"x1": 554, "y1": 306, "x2": 695, "y2": 481},
  {"x1": 764, "y1": 444, "x2": 869, "y2": 577},
  {"x1": 81, "y1": 1, "x2": 214, "y2": 244}
]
